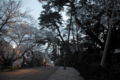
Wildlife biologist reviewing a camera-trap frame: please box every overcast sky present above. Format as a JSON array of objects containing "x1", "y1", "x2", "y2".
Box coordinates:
[
  {"x1": 20, "y1": 0, "x2": 68, "y2": 27},
  {"x1": 21, "y1": 0, "x2": 43, "y2": 26}
]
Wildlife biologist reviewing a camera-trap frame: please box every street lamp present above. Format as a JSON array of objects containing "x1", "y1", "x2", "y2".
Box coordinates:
[
  {"x1": 13, "y1": 45, "x2": 16, "y2": 49},
  {"x1": 10, "y1": 44, "x2": 16, "y2": 71}
]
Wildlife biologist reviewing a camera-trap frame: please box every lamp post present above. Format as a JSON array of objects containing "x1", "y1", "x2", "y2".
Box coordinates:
[
  {"x1": 0, "y1": 46, "x2": 6, "y2": 69},
  {"x1": 16, "y1": 49, "x2": 20, "y2": 68},
  {"x1": 10, "y1": 45, "x2": 16, "y2": 71},
  {"x1": 43, "y1": 54, "x2": 45, "y2": 67}
]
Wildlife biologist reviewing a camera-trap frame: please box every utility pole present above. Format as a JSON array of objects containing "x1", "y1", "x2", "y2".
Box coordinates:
[
  {"x1": 100, "y1": 26, "x2": 112, "y2": 67},
  {"x1": 100, "y1": 0, "x2": 116, "y2": 67}
]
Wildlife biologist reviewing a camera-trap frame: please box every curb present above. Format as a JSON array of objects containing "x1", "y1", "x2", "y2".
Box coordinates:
[{"x1": 47, "y1": 67, "x2": 59, "y2": 80}]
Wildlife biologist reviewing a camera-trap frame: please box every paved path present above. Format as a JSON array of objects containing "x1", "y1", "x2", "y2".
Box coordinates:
[
  {"x1": 0, "y1": 67, "x2": 58, "y2": 80},
  {"x1": 48, "y1": 67, "x2": 85, "y2": 80}
]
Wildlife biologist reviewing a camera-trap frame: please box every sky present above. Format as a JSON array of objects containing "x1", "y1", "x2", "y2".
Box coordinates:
[
  {"x1": 21, "y1": 0, "x2": 43, "y2": 26},
  {"x1": 20, "y1": 0, "x2": 68, "y2": 27}
]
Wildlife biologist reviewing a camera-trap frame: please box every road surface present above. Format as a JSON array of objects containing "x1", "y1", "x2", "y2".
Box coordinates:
[{"x1": 0, "y1": 66, "x2": 58, "y2": 80}]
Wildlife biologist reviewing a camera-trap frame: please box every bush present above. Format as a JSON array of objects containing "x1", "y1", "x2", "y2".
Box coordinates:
[
  {"x1": 74, "y1": 54, "x2": 120, "y2": 80},
  {"x1": 74, "y1": 63, "x2": 120, "y2": 80}
]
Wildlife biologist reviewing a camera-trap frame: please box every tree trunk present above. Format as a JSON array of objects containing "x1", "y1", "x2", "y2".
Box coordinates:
[{"x1": 21, "y1": 56, "x2": 25, "y2": 68}]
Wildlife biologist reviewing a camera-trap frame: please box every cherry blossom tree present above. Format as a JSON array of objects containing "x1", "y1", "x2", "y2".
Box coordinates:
[{"x1": 0, "y1": 0, "x2": 34, "y2": 31}]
